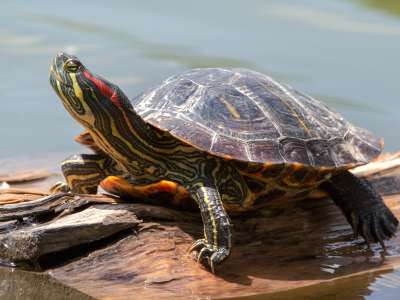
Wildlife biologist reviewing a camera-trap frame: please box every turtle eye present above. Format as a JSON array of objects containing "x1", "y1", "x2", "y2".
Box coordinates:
[{"x1": 64, "y1": 59, "x2": 81, "y2": 73}]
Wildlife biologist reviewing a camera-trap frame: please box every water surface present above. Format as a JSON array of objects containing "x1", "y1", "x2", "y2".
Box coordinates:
[
  {"x1": 1, "y1": 0, "x2": 400, "y2": 160},
  {"x1": 0, "y1": 267, "x2": 93, "y2": 300},
  {"x1": 227, "y1": 269, "x2": 400, "y2": 300}
]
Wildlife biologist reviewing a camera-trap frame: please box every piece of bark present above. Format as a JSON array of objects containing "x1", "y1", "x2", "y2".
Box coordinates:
[
  {"x1": 0, "y1": 192, "x2": 198, "y2": 224},
  {"x1": 354, "y1": 153, "x2": 400, "y2": 196},
  {"x1": 0, "y1": 204, "x2": 141, "y2": 262},
  {"x1": 0, "y1": 193, "x2": 121, "y2": 222},
  {"x1": 0, "y1": 189, "x2": 47, "y2": 205},
  {"x1": 352, "y1": 153, "x2": 400, "y2": 177},
  {"x1": 0, "y1": 170, "x2": 52, "y2": 184}
]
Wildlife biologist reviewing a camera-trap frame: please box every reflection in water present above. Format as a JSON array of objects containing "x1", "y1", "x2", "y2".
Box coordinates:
[
  {"x1": 30, "y1": 15, "x2": 255, "y2": 69},
  {"x1": 266, "y1": 4, "x2": 400, "y2": 35},
  {"x1": 0, "y1": 267, "x2": 93, "y2": 300},
  {"x1": 228, "y1": 269, "x2": 400, "y2": 300},
  {"x1": 358, "y1": 0, "x2": 400, "y2": 17},
  {"x1": 0, "y1": 32, "x2": 43, "y2": 47}
]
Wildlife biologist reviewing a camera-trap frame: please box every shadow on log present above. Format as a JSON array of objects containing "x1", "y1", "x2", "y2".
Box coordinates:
[{"x1": 1, "y1": 153, "x2": 400, "y2": 299}]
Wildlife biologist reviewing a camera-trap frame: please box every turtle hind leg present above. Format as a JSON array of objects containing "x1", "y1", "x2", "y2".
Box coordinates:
[
  {"x1": 189, "y1": 182, "x2": 232, "y2": 273},
  {"x1": 320, "y1": 171, "x2": 399, "y2": 247}
]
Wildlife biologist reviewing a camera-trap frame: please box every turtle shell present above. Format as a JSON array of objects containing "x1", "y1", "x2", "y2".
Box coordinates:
[{"x1": 132, "y1": 68, "x2": 382, "y2": 169}]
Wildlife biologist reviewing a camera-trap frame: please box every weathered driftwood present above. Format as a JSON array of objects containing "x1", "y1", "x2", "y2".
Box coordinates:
[
  {"x1": 0, "y1": 205, "x2": 141, "y2": 262},
  {"x1": 0, "y1": 192, "x2": 119, "y2": 221},
  {"x1": 0, "y1": 170, "x2": 52, "y2": 184},
  {"x1": 0, "y1": 153, "x2": 400, "y2": 299}
]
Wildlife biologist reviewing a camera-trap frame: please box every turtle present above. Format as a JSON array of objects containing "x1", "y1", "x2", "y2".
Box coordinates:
[{"x1": 49, "y1": 52, "x2": 398, "y2": 272}]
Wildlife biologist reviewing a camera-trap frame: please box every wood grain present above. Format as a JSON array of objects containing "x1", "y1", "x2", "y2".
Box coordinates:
[{"x1": 0, "y1": 153, "x2": 400, "y2": 299}]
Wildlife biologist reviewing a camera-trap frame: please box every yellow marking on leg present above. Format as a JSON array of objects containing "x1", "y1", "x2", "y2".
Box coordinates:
[
  {"x1": 198, "y1": 184, "x2": 218, "y2": 248},
  {"x1": 66, "y1": 173, "x2": 100, "y2": 182}
]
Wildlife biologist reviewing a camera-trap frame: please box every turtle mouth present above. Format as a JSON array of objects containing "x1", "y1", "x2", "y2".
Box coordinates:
[
  {"x1": 49, "y1": 62, "x2": 72, "y2": 88},
  {"x1": 50, "y1": 69, "x2": 72, "y2": 89}
]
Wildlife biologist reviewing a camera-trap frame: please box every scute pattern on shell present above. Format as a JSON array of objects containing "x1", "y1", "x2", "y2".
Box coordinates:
[{"x1": 132, "y1": 68, "x2": 382, "y2": 168}]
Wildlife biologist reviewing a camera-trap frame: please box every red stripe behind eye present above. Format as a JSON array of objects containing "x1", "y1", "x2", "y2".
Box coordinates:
[{"x1": 83, "y1": 70, "x2": 123, "y2": 108}]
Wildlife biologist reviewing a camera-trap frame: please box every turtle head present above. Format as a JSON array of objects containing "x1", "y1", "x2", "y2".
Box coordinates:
[{"x1": 49, "y1": 52, "x2": 132, "y2": 128}]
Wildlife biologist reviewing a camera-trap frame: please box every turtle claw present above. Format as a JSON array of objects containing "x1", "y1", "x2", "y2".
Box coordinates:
[
  {"x1": 197, "y1": 246, "x2": 213, "y2": 263},
  {"x1": 49, "y1": 181, "x2": 70, "y2": 194},
  {"x1": 207, "y1": 257, "x2": 215, "y2": 274},
  {"x1": 188, "y1": 239, "x2": 207, "y2": 253},
  {"x1": 353, "y1": 205, "x2": 398, "y2": 249},
  {"x1": 189, "y1": 239, "x2": 230, "y2": 273}
]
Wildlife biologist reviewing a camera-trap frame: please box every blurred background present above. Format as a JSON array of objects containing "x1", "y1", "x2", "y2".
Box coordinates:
[{"x1": 1, "y1": 0, "x2": 399, "y2": 162}]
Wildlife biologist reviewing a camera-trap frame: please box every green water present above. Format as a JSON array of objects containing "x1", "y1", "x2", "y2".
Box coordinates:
[
  {"x1": 1, "y1": 0, "x2": 400, "y2": 299},
  {"x1": 227, "y1": 269, "x2": 400, "y2": 300},
  {"x1": 1, "y1": 0, "x2": 400, "y2": 159},
  {"x1": 0, "y1": 267, "x2": 93, "y2": 300}
]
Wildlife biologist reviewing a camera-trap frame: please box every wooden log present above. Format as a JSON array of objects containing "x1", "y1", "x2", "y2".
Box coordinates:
[
  {"x1": 0, "y1": 205, "x2": 142, "y2": 262},
  {"x1": 0, "y1": 189, "x2": 47, "y2": 205},
  {"x1": 0, "y1": 152, "x2": 400, "y2": 299},
  {"x1": 0, "y1": 192, "x2": 120, "y2": 222}
]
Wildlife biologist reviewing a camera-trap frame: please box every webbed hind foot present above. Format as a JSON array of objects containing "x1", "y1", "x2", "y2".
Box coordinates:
[
  {"x1": 351, "y1": 202, "x2": 398, "y2": 248},
  {"x1": 321, "y1": 170, "x2": 399, "y2": 248}
]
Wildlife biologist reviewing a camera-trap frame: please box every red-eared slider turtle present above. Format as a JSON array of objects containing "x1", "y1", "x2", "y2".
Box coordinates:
[{"x1": 49, "y1": 52, "x2": 398, "y2": 272}]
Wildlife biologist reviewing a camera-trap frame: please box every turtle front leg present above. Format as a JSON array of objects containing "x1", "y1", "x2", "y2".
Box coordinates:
[
  {"x1": 51, "y1": 153, "x2": 115, "y2": 194},
  {"x1": 320, "y1": 171, "x2": 399, "y2": 247},
  {"x1": 189, "y1": 181, "x2": 232, "y2": 273}
]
